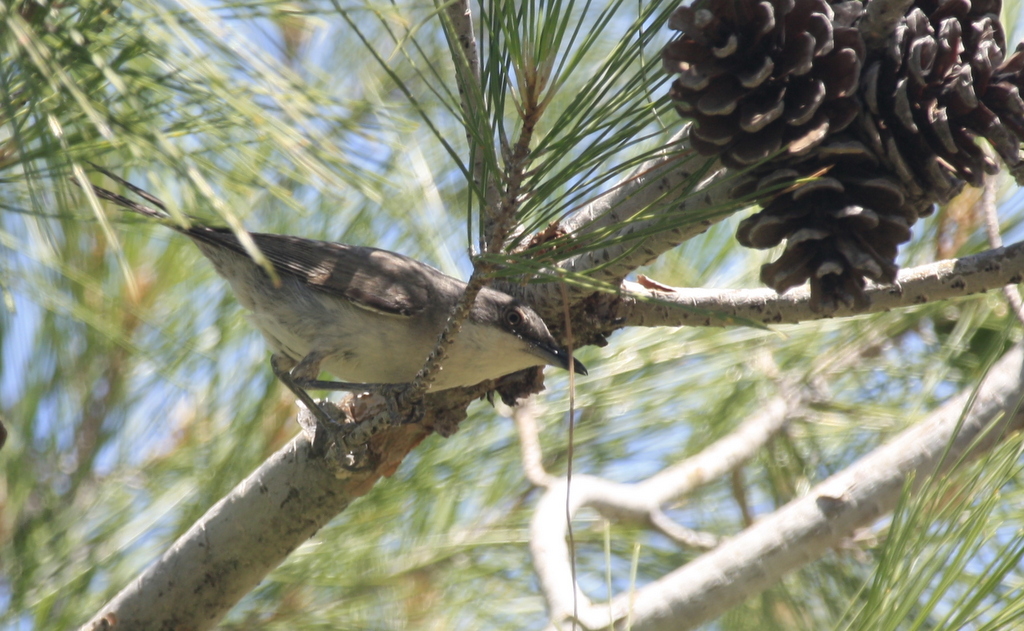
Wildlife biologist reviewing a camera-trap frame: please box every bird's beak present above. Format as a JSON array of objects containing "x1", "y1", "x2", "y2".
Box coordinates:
[{"x1": 531, "y1": 343, "x2": 588, "y2": 376}]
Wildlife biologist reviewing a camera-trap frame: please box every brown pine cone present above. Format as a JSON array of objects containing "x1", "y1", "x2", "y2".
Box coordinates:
[
  {"x1": 663, "y1": 0, "x2": 865, "y2": 169},
  {"x1": 736, "y1": 140, "x2": 928, "y2": 311},
  {"x1": 982, "y1": 41, "x2": 1024, "y2": 182},
  {"x1": 859, "y1": 0, "x2": 1017, "y2": 202}
]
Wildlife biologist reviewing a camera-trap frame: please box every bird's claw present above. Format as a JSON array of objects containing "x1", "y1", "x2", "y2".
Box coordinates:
[
  {"x1": 295, "y1": 402, "x2": 372, "y2": 472},
  {"x1": 374, "y1": 383, "x2": 425, "y2": 427},
  {"x1": 283, "y1": 368, "x2": 425, "y2": 462}
]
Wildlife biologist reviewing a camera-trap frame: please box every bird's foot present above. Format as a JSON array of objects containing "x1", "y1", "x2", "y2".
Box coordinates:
[
  {"x1": 288, "y1": 374, "x2": 425, "y2": 459},
  {"x1": 375, "y1": 382, "x2": 426, "y2": 427},
  {"x1": 328, "y1": 383, "x2": 424, "y2": 452},
  {"x1": 295, "y1": 401, "x2": 373, "y2": 473},
  {"x1": 292, "y1": 378, "x2": 424, "y2": 428}
]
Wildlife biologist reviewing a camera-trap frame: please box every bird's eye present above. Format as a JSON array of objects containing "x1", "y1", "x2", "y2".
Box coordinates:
[{"x1": 505, "y1": 308, "x2": 523, "y2": 327}]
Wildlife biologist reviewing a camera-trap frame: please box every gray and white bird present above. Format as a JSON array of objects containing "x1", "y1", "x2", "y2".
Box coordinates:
[{"x1": 82, "y1": 168, "x2": 586, "y2": 427}]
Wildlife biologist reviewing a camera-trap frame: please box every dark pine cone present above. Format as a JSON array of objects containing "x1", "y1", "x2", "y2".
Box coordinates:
[
  {"x1": 983, "y1": 41, "x2": 1024, "y2": 183},
  {"x1": 663, "y1": 0, "x2": 866, "y2": 169},
  {"x1": 736, "y1": 140, "x2": 927, "y2": 312},
  {"x1": 859, "y1": 0, "x2": 1022, "y2": 202}
]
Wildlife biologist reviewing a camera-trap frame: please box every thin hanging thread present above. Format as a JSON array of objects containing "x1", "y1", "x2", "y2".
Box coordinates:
[{"x1": 560, "y1": 284, "x2": 578, "y2": 630}]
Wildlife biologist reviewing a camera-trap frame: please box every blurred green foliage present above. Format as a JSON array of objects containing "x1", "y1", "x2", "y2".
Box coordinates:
[{"x1": 2, "y1": 0, "x2": 1024, "y2": 629}]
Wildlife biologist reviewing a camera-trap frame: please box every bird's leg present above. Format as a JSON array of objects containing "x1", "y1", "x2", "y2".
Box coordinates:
[
  {"x1": 289, "y1": 349, "x2": 328, "y2": 382},
  {"x1": 369, "y1": 383, "x2": 423, "y2": 427},
  {"x1": 286, "y1": 350, "x2": 419, "y2": 421},
  {"x1": 280, "y1": 352, "x2": 422, "y2": 454},
  {"x1": 291, "y1": 377, "x2": 423, "y2": 431},
  {"x1": 271, "y1": 353, "x2": 334, "y2": 456},
  {"x1": 292, "y1": 378, "x2": 393, "y2": 391}
]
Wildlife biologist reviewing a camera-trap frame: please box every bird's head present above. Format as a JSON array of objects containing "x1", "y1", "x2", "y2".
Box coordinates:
[{"x1": 465, "y1": 288, "x2": 588, "y2": 379}]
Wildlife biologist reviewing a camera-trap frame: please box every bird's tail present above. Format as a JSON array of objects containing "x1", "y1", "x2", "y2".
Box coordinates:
[{"x1": 76, "y1": 163, "x2": 171, "y2": 222}]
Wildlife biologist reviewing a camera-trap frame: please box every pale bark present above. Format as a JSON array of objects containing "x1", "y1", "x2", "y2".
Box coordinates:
[
  {"x1": 532, "y1": 392, "x2": 799, "y2": 628},
  {"x1": 78, "y1": 391, "x2": 481, "y2": 631},
  {"x1": 617, "y1": 240, "x2": 1024, "y2": 329},
  {"x1": 534, "y1": 345, "x2": 1024, "y2": 631},
  {"x1": 527, "y1": 131, "x2": 746, "y2": 310},
  {"x1": 82, "y1": 434, "x2": 343, "y2": 631}
]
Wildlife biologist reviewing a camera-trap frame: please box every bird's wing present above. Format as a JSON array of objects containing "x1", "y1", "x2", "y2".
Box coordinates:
[
  {"x1": 188, "y1": 227, "x2": 451, "y2": 317},
  {"x1": 80, "y1": 167, "x2": 452, "y2": 317}
]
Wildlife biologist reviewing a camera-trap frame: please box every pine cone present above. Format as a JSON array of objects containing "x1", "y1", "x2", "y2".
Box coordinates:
[
  {"x1": 983, "y1": 41, "x2": 1024, "y2": 182},
  {"x1": 859, "y1": 0, "x2": 1020, "y2": 201},
  {"x1": 736, "y1": 140, "x2": 927, "y2": 311},
  {"x1": 663, "y1": 0, "x2": 865, "y2": 169}
]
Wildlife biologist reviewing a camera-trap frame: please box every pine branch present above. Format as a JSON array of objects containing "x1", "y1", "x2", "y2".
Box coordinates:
[
  {"x1": 77, "y1": 388, "x2": 495, "y2": 631},
  {"x1": 614, "y1": 241, "x2": 1024, "y2": 329},
  {"x1": 536, "y1": 343, "x2": 1024, "y2": 630},
  {"x1": 525, "y1": 128, "x2": 746, "y2": 311}
]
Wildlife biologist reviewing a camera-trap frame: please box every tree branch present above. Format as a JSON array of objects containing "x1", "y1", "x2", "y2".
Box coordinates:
[
  {"x1": 78, "y1": 388, "x2": 495, "y2": 631},
  {"x1": 82, "y1": 433, "x2": 344, "y2": 631},
  {"x1": 537, "y1": 343, "x2": 1024, "y2": 631},
  {"x1": 442, "y1": 0, "x2": 500, "y2": 220},
  {"x1": 414, "y1": 0, "x2": 542, "y2": 394},
  {"x1": 526, "y1": 129, "x2": 747, "y2": 310},
  {"x1": 648, "y1": 510, "x2": 720, "y2": 549},
  {"x1": 615, "y1": 241, "x2": 1024, "y2": 329},
  {"x1": 641, "y1": 394, "x2": 795, "y2": 504},
  {"x1": 531, "y1": 392, "x2": 797, "y2": 628},
  {"x1": 514, "y1": 397, "x2": 557, "y2": 488},
  {"x1": 981, "y1": 176, "x2": 1024, "y2": 326}
]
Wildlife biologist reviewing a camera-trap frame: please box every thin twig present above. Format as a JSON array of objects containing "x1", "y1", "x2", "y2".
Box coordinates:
[
  {"x1": 980, "y1": 175, "x2": 1024, "y2": 327},
  {"x1": 412, "y1": 1, "x2": 546, "y2": 396},
  {"x1": 514, "y1": 398, "x2": 555, "y2": 487},
  {"x1": 561, "y1": 283, "x2": 580, "y2": 630},
  {"x1": 442, "y1": 0, "x2": 500, "y2": 228},
  {"x1": 649, "y1": 509, "x2": 720, "y2": 549},
  {"x1": 731, "y1": 469, "x2": 754, "y2": 528}
]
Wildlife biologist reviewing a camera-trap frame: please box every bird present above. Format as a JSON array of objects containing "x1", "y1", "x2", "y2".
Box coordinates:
[{"x1": 80, "y1": 166, "x2": 587, "y2": 438}]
